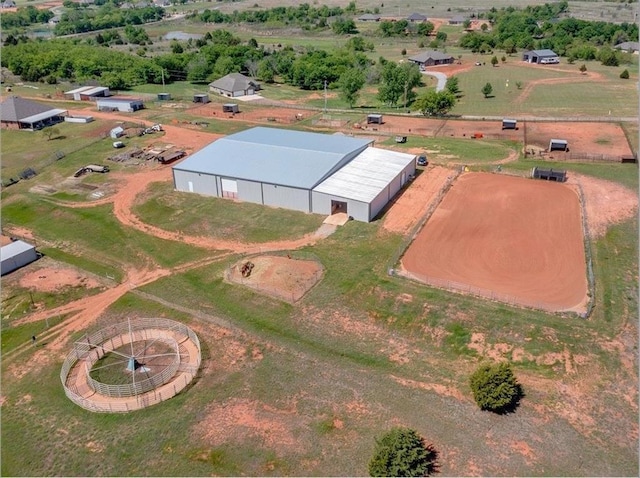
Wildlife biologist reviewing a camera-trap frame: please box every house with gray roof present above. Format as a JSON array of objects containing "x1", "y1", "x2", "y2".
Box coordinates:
[
  {"x1": 522, "y1": 49, "x2": 559, "y2": 64},
  {"x1": 407, "y1": 12, "x2": 427, "y2": 22},
  {"x1": 172, "y1": 127, "x2": 417, "y2": 222},
  {"x1": 449, "y1": 15, "x2": 466, "y2": 25},
  {"x1": 0, "y1": 96, "x2": 67, "y2": 130},
  {"x1": 407, "y1": 50, "x2": 454, "y2": 68},
  {"x1": 1, "y1": 0, "x2": 16, "y2": 8},
  {"x1": 358, "y1": 13, "x2": 381, "y2": 21},
  {"x1": 209, "y1": 73, "x2": 261, "y2": 98},
  {"x1": 614, "y1": 41, "x2": 639, "y2": 53}
]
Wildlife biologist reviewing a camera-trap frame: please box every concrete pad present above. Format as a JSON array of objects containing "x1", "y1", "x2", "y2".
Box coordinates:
[{"x1": 323, "y1": 213, "x2": 350, "y2": 226}]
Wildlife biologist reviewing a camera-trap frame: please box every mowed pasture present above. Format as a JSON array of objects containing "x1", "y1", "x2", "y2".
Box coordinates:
[{"x1": 1, "y1": 4, "x2": 639, "y2": 474}]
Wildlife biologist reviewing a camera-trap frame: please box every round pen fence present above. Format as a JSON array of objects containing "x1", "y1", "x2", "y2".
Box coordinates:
[{"x1": 61, "y1": 318, "x2": 201, "y2": 413}]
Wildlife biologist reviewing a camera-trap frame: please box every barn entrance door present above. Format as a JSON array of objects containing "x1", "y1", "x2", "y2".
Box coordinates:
[
  {"x1": 331, "y1": 200, "x2": 347, "y2": 215},
  {"x1": 221, "y1": 178, "x2": 238, "y2": 199}
]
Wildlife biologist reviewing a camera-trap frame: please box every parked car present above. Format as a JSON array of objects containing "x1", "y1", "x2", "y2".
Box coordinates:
[{"x1": 417, "y1": 155, "x2": 428, "y2": 166}]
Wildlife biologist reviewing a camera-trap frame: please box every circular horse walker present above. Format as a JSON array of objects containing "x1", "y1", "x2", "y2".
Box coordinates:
[{"x1": 61, "y1": 318, "x2": 201, "y2": 413}]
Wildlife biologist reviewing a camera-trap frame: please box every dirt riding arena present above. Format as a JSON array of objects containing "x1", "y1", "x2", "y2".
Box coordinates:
[
  {"x1": 400, "y1": 172, "x2": 589, "y2": 313},
  {"x1": 189, "y1": 102, "x2": 314, "y2": 125},
  {"x1": 525, "y1": 121, "x2": 633, "y2": 160},
  {"x1": 226, "y1": 255, "x2": 324, "y2": 303}
]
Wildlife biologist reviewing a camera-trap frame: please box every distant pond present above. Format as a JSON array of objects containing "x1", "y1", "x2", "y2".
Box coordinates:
[{"x1": 164, "y1": 31, "x2": 204, "y2": 41}]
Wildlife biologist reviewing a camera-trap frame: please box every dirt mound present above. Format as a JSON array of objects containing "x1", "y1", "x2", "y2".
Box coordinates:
[{"x1": 226, "y1": 255, "x2": 323, "y2": 303}]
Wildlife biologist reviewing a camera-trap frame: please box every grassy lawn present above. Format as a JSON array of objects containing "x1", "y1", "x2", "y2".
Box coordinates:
[{"x1": 133, "y1": 182, "x2": 326, "y2": 243}]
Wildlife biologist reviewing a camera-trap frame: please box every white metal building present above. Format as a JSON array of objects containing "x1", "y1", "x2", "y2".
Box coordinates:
[
  {"x1": 96, "y1": 97, "x2": 144, "y2": 112},
  {"x1": 172, "y1": 127, "x2": 416, "y2": 222},
  {"x1": 1, "y1": 240, "x2": 38, "y2": 275}
]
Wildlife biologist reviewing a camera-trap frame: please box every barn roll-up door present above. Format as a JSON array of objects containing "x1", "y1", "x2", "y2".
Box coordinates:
[{"x1": 221, "y1": 178, "x2": 238, "y2": 198}]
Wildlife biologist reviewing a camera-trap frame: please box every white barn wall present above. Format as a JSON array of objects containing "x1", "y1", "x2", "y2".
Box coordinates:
[
  {"x1": 1, "y1": 244, "x2": 37, "y2": 275},
  {"x1": 310, "y1": 191, "x2": 370, "y2": 222},
  {"x1": 262, "y1": 184, "x2": 310, "y2": 212},
  {"x1": 369, "y1": 188, "x2": 390, "y2": 221},
  {"x1": 238, "y1": 179, "x2": 263, "y2": 204},
  {"x1": 173, "y1": 170, "x2": 219, "y2": 196}
]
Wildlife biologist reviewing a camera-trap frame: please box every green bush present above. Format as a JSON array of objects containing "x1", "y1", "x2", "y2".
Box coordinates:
[
  {"x1": 620, "y1": 69, "x2": 630, "y2": 79},
  {"x1": 368, "y1": 427, "x2": 438, "y2": 477},
  {"x1": 469, "y1": 362, "x2": 523, "y2": 413}
]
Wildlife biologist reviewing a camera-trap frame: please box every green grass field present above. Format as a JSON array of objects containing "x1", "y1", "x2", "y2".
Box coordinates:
[{"x1": 1, "y1": 0, "x2": 638, "y2": 475}]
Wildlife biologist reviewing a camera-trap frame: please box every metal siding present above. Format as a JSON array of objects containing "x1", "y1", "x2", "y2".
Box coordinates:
[
  {"x1": 174, "y1": 170, "x2": 219, "y2": 196},
  {"x1": 238, "y1": 180, "x2": 263, "y2": 204},
  {"x1": 388, "y1": 174, "x2": 402, "y2": 198},
  {"x1": 262, "y1": 184, "x2": 310, "y2": 212},
  {"x1": 310, "y1": 191, "x2": 333, "y2": 216},
  {"x1": 346, "y1": 200, "x2": 370, "y2": 222},
  {"x1": 369, "y1": 188, "x2": 390, "y2": 221},
  {"x1": 1, "y1": 248, "x2": 37, "y2": 275}
]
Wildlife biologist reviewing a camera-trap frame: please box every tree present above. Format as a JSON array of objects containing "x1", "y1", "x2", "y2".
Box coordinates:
[
  {"x1": 481, "y1": 82, "x2": 493, "y2": 98},
  {"x1": 42, "y1": 126, "x2": 61, "y2": 141},
  {"x1": 377, "y1": 61, "x2": 422, "y2": 107},
  {"x1": 445, "y1": 75, "x2": 460, "y2": 95},
  {"x1": 491, "y1": 55, "x2": 498, "y2": 67},
  {"x1": 579, "y1": 63, "x2": 587, "y2": 74},
  {"x1": 470, "y1": 362, "x2": 523, "y2": 413},
  {"x1": 515, "y1": 81, "x2": 522, "y2": 89},
  {"x1": 337, "y1": 67, "x2": 365, "y2": 108},
  {"x1": 368, "y1": 428, "x2": 438, "y2": 477},
  {"x1": 413, "y1": 90, "x2": 456, "y2": 116},
  {"x1": 620, "y1": 69, "x2": 630, "y2": 79}
]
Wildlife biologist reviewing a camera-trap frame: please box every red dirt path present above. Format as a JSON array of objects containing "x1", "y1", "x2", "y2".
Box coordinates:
[{"x1": 401, "y1": 172, "x2": 589, "y2": 313}]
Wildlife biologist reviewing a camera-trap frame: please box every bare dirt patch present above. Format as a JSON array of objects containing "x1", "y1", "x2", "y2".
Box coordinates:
[
  {"x1": 568, "y1": 173, "x2": 638, "y2": 238},
  {"x1": 381, "y1": 165, "x2": 457, "y2": 235},
  {"x1": 226, "y1": 255, "x2": 324, "y2": 303},
  {"x1": 189, "y1": 102, "x2": 313, "y2": 125},
  {"x1": 193, "y1": 398, "x2": 306, "y2": 453},
  {"x1": 19, "y1": 267, "x2": 101, "y2": 293},
  {"x1": 400, "y1": 172, "x2": 588, "y2": 313}
]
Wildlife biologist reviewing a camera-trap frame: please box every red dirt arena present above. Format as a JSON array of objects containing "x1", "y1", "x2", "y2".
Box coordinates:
[{"x1": 400, "y1": 172, "x2": 589, "y2": 313}]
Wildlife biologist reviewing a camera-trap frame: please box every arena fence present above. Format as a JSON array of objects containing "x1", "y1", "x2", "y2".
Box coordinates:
[{"x1": 574, "y1": 183, "x2": 596, "y2": 319}]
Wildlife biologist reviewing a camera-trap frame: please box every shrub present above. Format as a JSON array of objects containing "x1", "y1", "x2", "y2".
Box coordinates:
[
  {"x1": 469, "y1": 362, "x2": 523, "y2": 413},
  {"x1": 369, "y1": 427, "x2": 438, "y2": 477},
  {"x1": 620, "y1": 69, "x2": 630, "y2": 79}
]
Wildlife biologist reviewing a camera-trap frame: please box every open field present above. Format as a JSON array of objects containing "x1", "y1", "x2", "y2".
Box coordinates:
[{"x1": 1, "y1": 0, "x2": 639, "y2": 474}]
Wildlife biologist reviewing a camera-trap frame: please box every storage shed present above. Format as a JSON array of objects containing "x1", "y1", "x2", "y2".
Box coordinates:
[
  {"x1": 157, "y1": 93, "x2": 172, "y2": 101},
  {"x1": 193, "y1": 94, "x2": 210, "y2": 104},
  {"x1": 367, "y1": 114, "x2": 383, "y2": 125},
  {"x1": 65, "y1": 86, "x2": 110, "y2": 101},
  {"x1": 222, "y1": 103, "x2": 239, "y2": 113},
  {"x1": 1, "y1": 240, "x2": 38, "y2": 275},
  {"x1": 549, "y1": 139, "x2": 569, "y2": 152},
  {"x1": 96, "y1": 97, "x2": 144, "y2": 112},
  {"x1": 502, "y1": 119, "x2": 517, "y2": 130},
  {"x1": 172, "y1": 127, "x2": 416, "y2": 222}
]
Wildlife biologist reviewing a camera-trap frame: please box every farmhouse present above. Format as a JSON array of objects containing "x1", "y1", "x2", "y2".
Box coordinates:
[
  {"x1": 407, "y1": 50, "x2": 454, "y2": 68},
  {"x1": 1, "y1": 240, "x2": 38, "y2": 275},
  {"x1": 96, "y1": 97, "x2": 144, "y2": 112},
  {"x1": 358, "y1": 13, "x2": 381, "y2": 21},
  {"x1": 0, "y1": 96, "x2": 67, "y2": 130},
  {"x1": 64, "y1": 86, "x2": 111, "y2": 101},
  {"x1": 522, "y1": 49, "x2": 560, "y2": 64},
  {"x1": 172, "y1": 127, "x2": 417, "y2": 222},
  {"x1": 209, "y1": 73, "x2": 261, "y2": 98},
  {"x1": 407, "y1": 12, "x2": 427, "y2": 22},
  {"x1": 614, "y1": 41, "x2": 640, "y2": 53},
  {"x1": 449, "y1": 15, "x2": 466, "y2": 25}
]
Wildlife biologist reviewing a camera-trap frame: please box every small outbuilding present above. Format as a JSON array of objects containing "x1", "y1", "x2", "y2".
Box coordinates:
[
  {"x1": 65, "y1": 86, "x2": 111, "y2": 101},
  {"x1": 502, "y1": 119, "x2": 518, "y2": 130},
  {"x1": 532, "y1": 167, "x2": 567, "y2": 182},
  {"x1": 193, "y1": 94, "x2": 210, "y2": 104},
  {"x1": 110, "y1": 126, "x2": 125, "y2": 139},
  {"x1": 96, "y1": 97, "x2": 144, "y2": 112},
  {"x1": 522, "y1": 49, "x2": 559, "y2": 64},
  {"x1": 548, "y1": 139, "x2": 569, "y2": 152},
  {"x1": 358, "y1": 13, "x2": 381, "y2": 21},
  {"x1": 1, "y1": 240, "x2": 38, "y2": 275},
  {"x1": 157, "y1": 93, "x2": 172, "y2": 101},
  {"x1": 222, "y1": 103, "x2": 240, "y2": 113},
  {"x1": 367, "y1": 114, "x2": 383, "y2": 125}
]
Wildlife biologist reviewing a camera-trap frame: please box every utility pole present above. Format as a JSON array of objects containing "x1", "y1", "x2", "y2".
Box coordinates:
[
  {"x1": 161, "y1": 69, "x2": 165, "y2": 90},
  {"x1": 323, "y1": 79, "x2": 328, "y2": 114}
]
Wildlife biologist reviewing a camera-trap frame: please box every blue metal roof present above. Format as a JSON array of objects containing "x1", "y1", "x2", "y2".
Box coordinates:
[{"x1": 174, "y1": 127, "x2": 372, "y2": 189}]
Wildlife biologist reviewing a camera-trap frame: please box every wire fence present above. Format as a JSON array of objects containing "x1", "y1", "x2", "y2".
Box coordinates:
[{"x1": 574, "y1": 182, "x2": 596, "y2": 319}]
